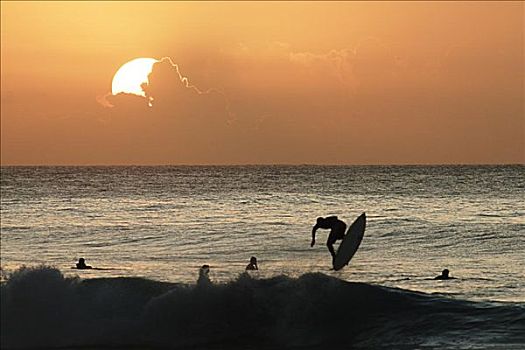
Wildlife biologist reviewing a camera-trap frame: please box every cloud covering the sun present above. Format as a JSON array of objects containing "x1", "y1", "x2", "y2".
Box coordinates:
[
  {"x1": 4, "y1": 41, "x2": 523, "y2": 165},
  {"x1": 82, "y1": 38, "x2": 522, "y2": 165},
  {"x1": 1, "y1": 1, "x2": 522, "y2": 165}
]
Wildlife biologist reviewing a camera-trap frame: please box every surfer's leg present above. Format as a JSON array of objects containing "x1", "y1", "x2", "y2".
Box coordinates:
[{"x1": 327, "y1": 235, "x2": 337, "y2": 259}]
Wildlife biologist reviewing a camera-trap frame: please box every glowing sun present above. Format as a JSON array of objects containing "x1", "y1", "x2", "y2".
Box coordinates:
[{"x1": 111, "y1": 58, "x2": 158, "y2": 97}]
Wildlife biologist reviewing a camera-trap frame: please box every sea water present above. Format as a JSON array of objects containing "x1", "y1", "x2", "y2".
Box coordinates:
[{"x1": 1, "y1": 165, "x2": 524, "y2": 349}]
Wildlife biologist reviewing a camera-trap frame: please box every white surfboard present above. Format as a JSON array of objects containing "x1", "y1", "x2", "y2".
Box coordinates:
[{"x1": 332, "y1": 213, "x2": 366, "y2": 271}]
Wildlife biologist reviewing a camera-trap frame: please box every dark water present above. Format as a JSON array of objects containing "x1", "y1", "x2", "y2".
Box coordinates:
[{"x1": 1, "y1": 266, "x2": 524, "y2": 349}]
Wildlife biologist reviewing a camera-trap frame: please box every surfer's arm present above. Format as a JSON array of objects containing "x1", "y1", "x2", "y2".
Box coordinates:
[{"x1": 311, "y1": 225, "x2": 319, "y2": 247}]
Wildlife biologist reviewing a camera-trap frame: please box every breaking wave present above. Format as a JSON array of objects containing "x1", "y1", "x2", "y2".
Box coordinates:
[{"x1": 1, "y1": 266, "x2": 524, "y2": 349}]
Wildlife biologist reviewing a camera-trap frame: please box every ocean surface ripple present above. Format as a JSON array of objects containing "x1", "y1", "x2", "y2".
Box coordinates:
[{"x1": 1, "y1": 165, "x2": 524, "y2": 348}]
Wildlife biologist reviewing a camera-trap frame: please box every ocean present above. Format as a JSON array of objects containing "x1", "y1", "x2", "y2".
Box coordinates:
[{"x1": 1, "y1": 165, "x2": 524, "y2": 349}]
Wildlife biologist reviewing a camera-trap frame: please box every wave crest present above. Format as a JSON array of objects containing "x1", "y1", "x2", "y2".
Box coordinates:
[{"x1": 1, "y1": 266, "x2": 523, "y2": 349}]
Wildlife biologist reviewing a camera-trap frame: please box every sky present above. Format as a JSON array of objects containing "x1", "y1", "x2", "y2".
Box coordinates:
[{"x1": 1, "y1": 1, "x2": 523, "y2": 165}]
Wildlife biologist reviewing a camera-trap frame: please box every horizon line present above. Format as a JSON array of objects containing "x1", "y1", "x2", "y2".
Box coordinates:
[{"x1": 1, "y1": 163, "x2": 523, "y2": 167}]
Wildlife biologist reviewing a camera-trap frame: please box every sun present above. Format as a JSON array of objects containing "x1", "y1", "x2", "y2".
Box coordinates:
[{"x1": 111, "y1": 58, "x2": 158, "y2": 97}]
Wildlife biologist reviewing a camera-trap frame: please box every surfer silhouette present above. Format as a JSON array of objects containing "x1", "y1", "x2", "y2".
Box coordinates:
[
  {"x1": 197, "y1": 264, "x2": 211, "y2": 285},
  {"x1": 311, "y1": 216, "x2": 347, "y2": 260},
  {"x1": 246, "y1": 256, "x2": 258, "y2": 271},
  {"x1": 75, "y1": 258, "x2": 92, "y2": 269},
  {"x1": 434, "y1": 269, "x2": 455, "y2": 280}
]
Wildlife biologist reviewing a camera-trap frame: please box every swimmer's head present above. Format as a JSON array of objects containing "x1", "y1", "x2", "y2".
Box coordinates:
[
  {"x1": 250, "y1": 256, "x2": 257, "y2": 264},
  {"x1": 442, "y1": 269, "x2": 449, "y2": 277}
]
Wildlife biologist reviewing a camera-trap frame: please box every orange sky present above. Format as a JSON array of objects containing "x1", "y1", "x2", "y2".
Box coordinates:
[{"x1": 1, "y1": 1, "x2": 523, "y2": 165}]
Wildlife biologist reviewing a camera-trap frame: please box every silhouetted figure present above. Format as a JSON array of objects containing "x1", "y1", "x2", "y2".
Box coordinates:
[
  {"x1": 197, "y1": 264, "x2": 211, "y2": 285},
  {"x1": 311, "y1": 216, "x2": 347, "y2": 260},
  {"x1": 434, "y1": 269, "x2": 455, "y2": 280},
  {"x1": 246, "y1": 256, "x2": 258, "y2": 271},
  {"x1": 76, "y1": 258, "x2": 92, "y2": 270}
]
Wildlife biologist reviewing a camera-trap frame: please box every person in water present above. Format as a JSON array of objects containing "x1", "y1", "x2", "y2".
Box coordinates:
[
  {"x1": 76, "y1": 258, "x2": 92, "y2": 269},
  {"x1": 434, "y1": 269, "x2": 455, "y2": 280},
  {"x1": 246, "y1": 256, "x2": 258, "y2": 271},
  {"x1": 197, "y1": 264, "x2": 211, "y2": 285},
  {"x1": 311, "y1": 216, "x2": 347, "y2": 260}
]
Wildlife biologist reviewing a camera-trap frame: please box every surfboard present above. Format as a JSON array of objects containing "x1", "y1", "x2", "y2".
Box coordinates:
[{"x1": 332, "y1": 213, "x2": 366, "y2": 271}]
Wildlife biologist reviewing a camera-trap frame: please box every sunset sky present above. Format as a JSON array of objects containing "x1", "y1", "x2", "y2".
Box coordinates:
[{"x1": 1, "y1": 1, "x2": 523, "y2": 165}]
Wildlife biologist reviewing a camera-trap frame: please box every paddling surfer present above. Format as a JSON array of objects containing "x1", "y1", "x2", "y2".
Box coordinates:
[
  {"x1": 434, "y1": 269, "x2": 455, "y2": 280},
  {"x1": 310, "y1": 216, "x2": 347, "y2": 260},
  {"x1": 246, "y1": 256, "x2": 258, "y2": 271},
  {"x1": 75, "y1": 258, "x2": 92, "y2": 269}
]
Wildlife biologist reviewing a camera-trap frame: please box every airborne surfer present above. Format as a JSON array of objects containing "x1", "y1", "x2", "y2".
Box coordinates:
[{"x1": 310, "y1": 216, "x2": 347, "y2": 261}]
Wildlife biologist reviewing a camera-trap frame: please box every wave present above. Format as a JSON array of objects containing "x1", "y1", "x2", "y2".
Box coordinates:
[
  {"x1": 1, "y1": 266, "x2": 524, "y2": 349},
  {"x1": 477, "y1": 213, "x2": 506, "y2": 218},
  {"x1": 476, "y1": 212, "x2": 524, "y2": 218}
]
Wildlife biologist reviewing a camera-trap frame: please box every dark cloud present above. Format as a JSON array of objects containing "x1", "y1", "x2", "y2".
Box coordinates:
[{"x1": 96, "y1": 58, "x2": 240, "y2": 164}]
